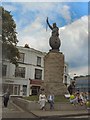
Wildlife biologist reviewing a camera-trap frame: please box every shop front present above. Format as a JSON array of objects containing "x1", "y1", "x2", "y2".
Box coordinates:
[{"x1": 30, "y1": 79, "x2": 43, "y2": 95}]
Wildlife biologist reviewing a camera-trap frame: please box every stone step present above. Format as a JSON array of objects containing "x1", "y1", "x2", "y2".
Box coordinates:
[{"x1": 13, "y1": 98, "x2": 87, "y2": 111}]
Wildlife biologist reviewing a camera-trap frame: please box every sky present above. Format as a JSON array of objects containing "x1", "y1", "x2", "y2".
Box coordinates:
[{"x1": 1, "y1": 1, "x2": 89, "y2": 78}]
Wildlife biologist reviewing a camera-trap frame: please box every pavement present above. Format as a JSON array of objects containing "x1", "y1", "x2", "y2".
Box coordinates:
[
  {"x1": 30, "y1": 101, "x2": 89, "y2": 118},
  {"x1": 30, "y1": 106, "x2": 90, "y2": 119},
  {"x1": 2, "y1": 100, "x2": 37, "y2": 118},
  {"x1": 1, "y1": 98, "x2": 90, "y2": 119},
  {"x1": 31, "y1": 109, "x2": 89, "y2": 118}
]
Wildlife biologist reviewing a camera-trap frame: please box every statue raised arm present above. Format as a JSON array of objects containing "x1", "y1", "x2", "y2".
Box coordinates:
[
  {"x1": 46, "y1": 17, "x2": 53, "y2": 30},
  {"x1": 46, "y1": 17, "x2": 59, "y2": 37},
  {"x1": 46, "y1": 17, "x2": 61, "y2": 51}
]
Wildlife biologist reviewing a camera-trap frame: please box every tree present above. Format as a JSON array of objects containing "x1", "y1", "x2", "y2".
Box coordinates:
[{"x1": 1, "y1": 7, "x2": 20, "y2": 66}]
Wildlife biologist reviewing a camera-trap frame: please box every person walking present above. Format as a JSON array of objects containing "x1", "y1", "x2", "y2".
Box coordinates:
[
  {"x1": 48, "y1": 93, "x2": 54, "y2": 110},
  {"x1": 3, "y1": 89, "x2": 10, "y2": 107},
  {"x1": 68, "y1": 81, "x2": 75, "y2": 95},
  {"x1": 38, "y1": 91, "x2": 47, "y2": 110}
]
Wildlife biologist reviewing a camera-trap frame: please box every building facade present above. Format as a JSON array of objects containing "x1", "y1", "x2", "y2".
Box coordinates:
[
  {"x1": 2, "y1": 46, "x2": 45, "y2": 96},
  {"x1": 75, "y1": 76, "x2": 90, "y2": 92},
  {"x1": 2, "y1": 46, "x2": 70, "y2": 96},
  {"x1": 63, "y1": 63, "x2": 71, "y2": 87}
]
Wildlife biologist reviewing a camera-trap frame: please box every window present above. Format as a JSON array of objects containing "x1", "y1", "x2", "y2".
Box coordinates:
[
  {"x1": 18, "y1": 53, "x2": 25, "y2": 63},
  {"x1": 32, "y1": 86, "x2": 40, "y2": 95},
  {"x1": 23, "y1": 85, "x2": 27, "y2": 95},
  {"x1": 35, "y1": 69, "x2": 42, "y2": 79},
  {"x1": 37, "y1": 56, "x2": 41, "y2": 66},
  {"x1": 65, "y1": 76, "x2": 67, "y2": 83},
  {"x1": 2, "y1": 65, "x2": 7, "y2": 76},
  {"x1": 15, "y1": 67, "x2": 25, "y2": 78}
]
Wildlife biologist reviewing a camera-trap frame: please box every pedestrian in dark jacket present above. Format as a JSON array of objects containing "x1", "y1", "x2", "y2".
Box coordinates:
[
  {"x1": 3, "y1": 89, "x2": 10, "y2": 107},
  {"x1": 48, "y1": 93, "x2": 54, "y2": 110},
  {"x1": 68, "y1": 81, "x2": 75, "y2": 95}
]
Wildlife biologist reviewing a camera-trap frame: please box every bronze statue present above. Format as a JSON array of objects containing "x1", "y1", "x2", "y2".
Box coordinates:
[
  {"x1": 46, "y1": 17, "x2": 59, "y2": 37},
  {"x1": 46, "y1": 17, "x2": 61, "y2": 51}
]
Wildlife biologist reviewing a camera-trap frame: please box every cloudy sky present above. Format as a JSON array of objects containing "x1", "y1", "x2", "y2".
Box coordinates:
[{"x1": 1, "y1": 1, "x2": 89, "y2": 78}]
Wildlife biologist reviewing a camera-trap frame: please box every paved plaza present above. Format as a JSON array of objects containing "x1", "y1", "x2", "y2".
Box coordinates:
[
  {"x1": 1, "y1": 98, "x2": 89, "y2": 120},
  {"x1": 2, "y1": 100, "x2": 37, "y2": 119}
]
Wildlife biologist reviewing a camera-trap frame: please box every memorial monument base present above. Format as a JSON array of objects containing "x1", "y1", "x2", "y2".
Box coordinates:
[{"x1": 43, "y1": 51, "x2": 67, "y2": 96}]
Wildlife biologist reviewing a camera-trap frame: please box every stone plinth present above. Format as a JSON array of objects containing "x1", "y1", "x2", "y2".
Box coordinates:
[{"x1": 43, "y1": 51, "x2": 67, "y2": 96}]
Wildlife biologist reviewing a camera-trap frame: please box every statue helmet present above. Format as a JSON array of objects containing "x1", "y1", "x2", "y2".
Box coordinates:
[{"x1": 53, "y1": 23, "x2": 56, "y2": 26}]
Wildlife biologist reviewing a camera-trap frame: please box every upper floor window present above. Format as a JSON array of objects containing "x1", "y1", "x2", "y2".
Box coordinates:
[
  {"x1": 15, "y1": 67, "x2": 25, "y2": 78},
  {"x1": 2, "y1": 65, "x2": 7, "y2": 76},
  {"x1": 37, "y1": 56, "x2": 41, "y2": 66},
  {"x1": 64, "y1": 66, "x2": 67, "y2": 73},
  {"x1": 18, "y1": 53, "x2": 25, "y2": 63},
  {"x1": 35, "y1": 69, "x2": 42, "y2": 80},
  {"x1": 65, "y1": 76, "x2": 67, "y2": 83}
]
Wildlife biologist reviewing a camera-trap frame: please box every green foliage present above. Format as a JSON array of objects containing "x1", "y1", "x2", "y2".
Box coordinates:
[
  {"x1": 54, "y1": 95, "x2": 69, "y2": 102},
  {"x1": 23, "y1": 95, "x2": 39, "y2": 101},
  {"x1": 1, "y1": 6, "x2": 20, "y2": 66},
  {"x1": 23, "y1": 95, "x2": 69, "y2": 103}
]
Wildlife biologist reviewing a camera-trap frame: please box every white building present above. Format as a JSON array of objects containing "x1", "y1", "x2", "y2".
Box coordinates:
[
  {"x1": 2, "y1": 46, "x2": 45, "y2": 96},
  {"x1": 63, "y1": 63, "x2": 71, "y2": 87},
  {"x1": 2, "y1": 46, "x2": 70, "y2": 96}
]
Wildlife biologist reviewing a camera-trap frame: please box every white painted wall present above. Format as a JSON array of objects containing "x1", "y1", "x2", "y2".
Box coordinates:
[
  {"x1": 63, "y1": 63, "x2": 71, "y2": 86},
  {"x1": 3, "y1": 46, "x2": 45, "y2": 96}
]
